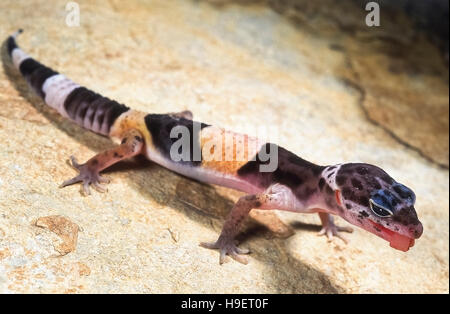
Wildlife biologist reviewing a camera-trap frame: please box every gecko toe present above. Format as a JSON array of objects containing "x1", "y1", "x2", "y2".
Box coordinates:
[
  {"x1": 82, "y1": 181, "x2": 91, "y2": 195},
  {"x1": 60, "y1": 175, "x2": 82, "y2": 188},
  {"x1": 318, "y1": 228, "x2": 327, "y2": 236},
  {"x1": 335, "y1": 233, "x2": 349, "y2": 244},
  {"x1": 337, "y1": 226, "x2": 353, "y2": 233},
  {"x1": 219, "y1": 249, "x2": 227, "y2": 265},
  {"x1": 229, "y1": 251, "x2": 249, "y2": 265},
  {"x1": 69, "y1": 156, "x2": 80, "y2": 169},
  {"x1": 92, "y1": 181, "x2": 107, "y2": 193},
  {"x1": 234, "y1": 247, "x2": 250, "y2": 254}
]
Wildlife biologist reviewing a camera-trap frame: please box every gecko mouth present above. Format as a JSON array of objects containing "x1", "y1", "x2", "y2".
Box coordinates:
[{"x1": 368, "y1": 220, "x2": 415, "y2": 252}]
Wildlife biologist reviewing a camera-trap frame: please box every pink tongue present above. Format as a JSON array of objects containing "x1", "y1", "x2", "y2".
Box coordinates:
[{"x1": 390, "y1": 233, "x2": 414, "y2": 252}]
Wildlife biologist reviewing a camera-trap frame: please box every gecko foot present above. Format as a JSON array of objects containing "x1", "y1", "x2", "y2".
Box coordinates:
[
  {"x1": 200, "y1": 236, "x2": 250, "y2": 265},
  {"x1": 318, "y1": 223, "x2": 353, "y2": 244},
  {"x1": 60, "y1": 156, "x2": 110, "y2": 195}
]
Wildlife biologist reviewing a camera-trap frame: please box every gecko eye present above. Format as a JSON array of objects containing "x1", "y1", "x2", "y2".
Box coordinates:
[{"x1": 369, "y1": 199, "x2": 393, "y2": 217}]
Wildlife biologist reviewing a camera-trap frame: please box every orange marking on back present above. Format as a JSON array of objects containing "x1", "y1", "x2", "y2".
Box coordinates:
[
  {"x1": 199, "y1": 126, "x2": 262, "y2": 175},
  {"x1": 109, "y1": 110, "x2": 151, "y2": 145}
]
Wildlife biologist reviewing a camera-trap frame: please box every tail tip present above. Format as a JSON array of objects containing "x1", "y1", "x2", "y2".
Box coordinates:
[{"x1": 12, "y1": 29, "x2": 24, "y2": 38}]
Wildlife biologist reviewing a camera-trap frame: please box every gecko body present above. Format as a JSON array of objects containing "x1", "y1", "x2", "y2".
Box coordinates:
[{"x1": 7, "y1": 31, "x2": 423, "y2": 264}]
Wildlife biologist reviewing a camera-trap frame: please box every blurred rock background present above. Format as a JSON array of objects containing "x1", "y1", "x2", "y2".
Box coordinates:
[{"x1": 0, "y1": 0, "x2": 448, "y2": 293}]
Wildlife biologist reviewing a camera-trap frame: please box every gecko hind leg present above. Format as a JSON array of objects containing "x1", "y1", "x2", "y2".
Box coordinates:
[
  {"x1": 201, "y1": 184, "x2": 293, "y2": 265},
  {"x1": 60, "y1": 129, "x2": 144, "y2": 195}
]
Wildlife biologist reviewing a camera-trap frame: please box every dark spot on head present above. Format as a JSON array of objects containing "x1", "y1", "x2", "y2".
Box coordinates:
[
  {"x1": 345, "y1": 204, "x2": 352, "y2": 209},
  {"x1": 351, "y1": 178, "x2": 363, "y2": 190},
  {"x1": 358, "y1": 196, "x2": 369, "y2": 207},
  {"x1": 359, "y1": 210, "x2": 369, "y2": 218},
  {"x1": 342, "y1": 187, "x2": 352, "y2": 198},
  {"x1": 356, "y1": 167, "x2": 369, "y2": 175},
  {"x1": 254, "y1": 201, "x2": 262, "y2": 208},
  {"x1": 372, "y1": 181, "x2": 382, "y2": 190},
  {"x1": 134, "y1": 136, "x2": 143, "y2": 142}
]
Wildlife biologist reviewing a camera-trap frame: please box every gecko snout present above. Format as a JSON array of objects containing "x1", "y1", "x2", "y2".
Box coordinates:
[{"x1": 411, "y1": 221, "x2": 423, "y2": 239}]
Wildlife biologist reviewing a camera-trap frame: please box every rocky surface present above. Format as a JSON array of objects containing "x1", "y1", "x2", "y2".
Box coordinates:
[{"x1": 0, "y1": 0, "x2": 448, "y2": 293}]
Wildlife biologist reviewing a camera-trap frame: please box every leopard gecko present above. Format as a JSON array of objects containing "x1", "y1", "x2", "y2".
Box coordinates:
[{"x1": 6, "y1": 30, "x2": 423, "y2": 264}]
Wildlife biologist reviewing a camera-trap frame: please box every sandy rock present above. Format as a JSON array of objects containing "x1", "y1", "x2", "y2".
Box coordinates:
[
  {"x1": 34, "y1": 215, "x2": 80, "y2": 256},
  {"x1": 0, "y1": 0, "x2": 448, "y2": 293}
]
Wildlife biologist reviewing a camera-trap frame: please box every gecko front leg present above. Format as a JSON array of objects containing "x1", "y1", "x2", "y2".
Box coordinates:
[
  {"x1": 317, "y1": 212, "x2": 353, "y2": 243},
  {"x1": 60, "y1": 129, "x2": 144, "y2": 195}
]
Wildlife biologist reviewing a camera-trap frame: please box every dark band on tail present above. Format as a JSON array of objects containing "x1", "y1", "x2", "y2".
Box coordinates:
[
  {"x1": 19, "y1": 58, "x2": 59, "y2": 98},
  {"x1": 63, "y1": 87, "x2": 129, "y2": 135},
  {"x1": 8, "y1": 31, "x2": 58, "y2": 98},
  {"x1": 7, "y1": 36, "x2": 18, "y2": 56},
  {"x1": 7, "y1": 29, "x2": 130, "y2": 136}
]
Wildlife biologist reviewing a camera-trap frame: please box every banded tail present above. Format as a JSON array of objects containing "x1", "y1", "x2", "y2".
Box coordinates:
[{"x1": 7, "y1": 30, "x2": 129, "y2": 136}]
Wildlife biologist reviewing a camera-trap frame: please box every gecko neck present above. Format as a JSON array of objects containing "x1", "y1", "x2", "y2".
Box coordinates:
[{"x1": 316, "y1": 164, "x2": 346, "y2": 216}]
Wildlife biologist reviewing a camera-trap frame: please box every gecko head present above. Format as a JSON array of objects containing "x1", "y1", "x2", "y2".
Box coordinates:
[{"x1": 322, "y1": 163, "x2": 423, "y2": 252}]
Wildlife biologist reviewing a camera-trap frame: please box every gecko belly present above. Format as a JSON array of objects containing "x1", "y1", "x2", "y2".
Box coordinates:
[{"x1": 145, "y1": 147, "x2": 263, "y2": 195}]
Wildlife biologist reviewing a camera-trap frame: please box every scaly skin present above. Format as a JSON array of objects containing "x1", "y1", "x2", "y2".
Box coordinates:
[{"x1": 7, "y1": 30, "x2": 423, "y2": 265}]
